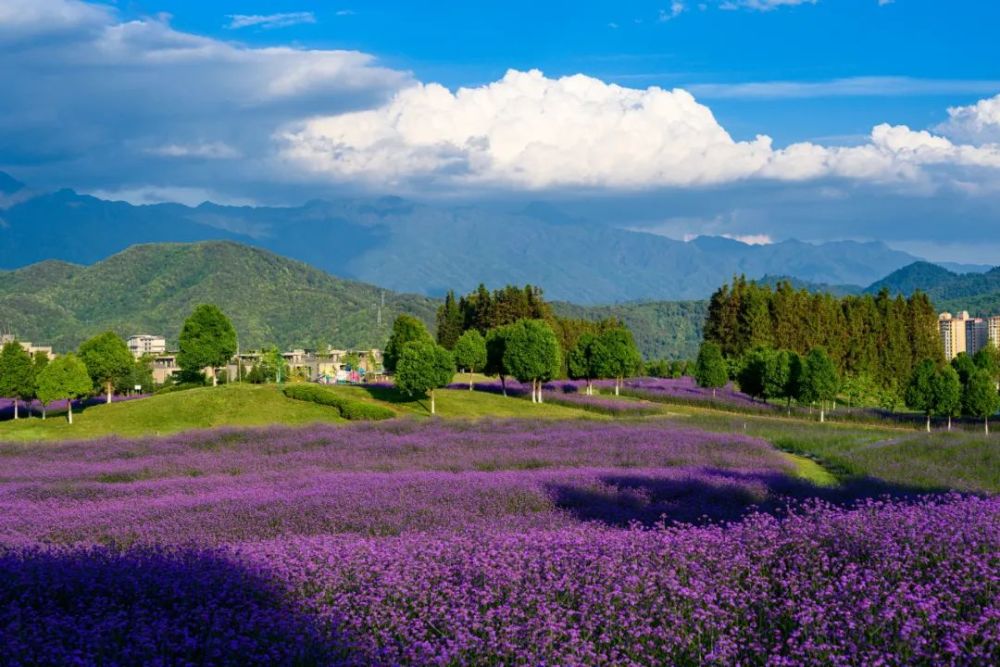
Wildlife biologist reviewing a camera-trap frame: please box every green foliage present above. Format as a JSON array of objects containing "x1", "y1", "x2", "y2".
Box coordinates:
[
  {"x1": 177, "y1": 305, "x2": 237, "y2": 377},
  {"x1": 78, "y1": 331, "x2": 134, "y2": 400},
  {"x1": 383, "y1": 315, "x2": 433, "y2": 373},
  {"x1": 961, "y1": 369, "x2": 1000, "y2": 420},
  {"x1": 972, "y1": 342, "x2": 1000, "y2": 381},
  {"x1": 840, "y1": 373, "x2": 881, "y2": 408},
  {"x1": 736, "y1": 348, "x2": 769, "y2": 400},
  {"x1": 905, "y1": 359, "x2": 938, "y2": 421},
  {"x1": 435, "y1": 291, "x2": 464, "y2": 350},
  {"x1": 703, "y1": 277, "x2": 942, "y2": 391},
  {"x1": 35, "y1": 354, "x2": 92, "y2": 407},
  {"x1": 502, "y1": 320, "x2": 562, "y2": 385},
  {"x1": 764, "y1": 349, "x2": 793, "y2": 403},
  {"x1": 116, "y1": 357, "x2": 155, "y2": 395},
  {"x1": 567, "y1": 333, "x2": 599, "y2": 381},
  {"x1": 0, "y1": 341, "x2": 36, "y2": 403},
  {"x1": 458, "y1": 284, "x2": 552, "y2": 333},
  {"x1": 484, "y1": 325, "x2": 512, "y2": 383},
  {"x1": 799, "y1": 347, "x2": 840, "y2": 407},
  {"x1": 452, "y1": 329, "x2": 487, "y2": 374},
  {"x1": 395, "y1": 341, "x2": 455, "y2": 398},
  {"x1": 591, "y1": 327, "x2": 642, "y2": 383},
  {"x1": 694, "y1": 342, "x2": 728, "y2": 392},
  {"x1": 932, "y1": 366, "x2": 962, "y2": 421},
  {"x1": 951, "y1": 352, "x2": 977, "y2": 386},
  {"x1": 0, "y1": 241, "x2": 440, "y2": 353},
  {"x1": 282, "y1": 384, "x2": 395, "y2": 420}
]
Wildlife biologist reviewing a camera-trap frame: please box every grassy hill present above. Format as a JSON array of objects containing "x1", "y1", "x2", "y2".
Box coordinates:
[{"x1": 0, "y1": 241, "x2": 439, "y2": 352}]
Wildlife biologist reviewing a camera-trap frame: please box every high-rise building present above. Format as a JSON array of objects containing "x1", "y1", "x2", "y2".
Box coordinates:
[
  {"x1": 966, "y1": 317, "x2": 989, "y2": 357},
  {"x1": 988, "y1": 316, "x2": 1000, "y2": 350},
  {"x1": 939, "y1": 312, "x2": 971, "y2": 360}
]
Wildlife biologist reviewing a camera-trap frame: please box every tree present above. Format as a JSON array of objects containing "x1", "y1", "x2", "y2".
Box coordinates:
[
  {"x1": 261, "y1": 346, "x2": 288, "y2": 384},
  {"x1": 78, "y1": 332, "x2": 135, "y2": 403},
  {"x1": 694, "y1": 342, "x2": 728, "y2": 398},
  {"x1": 394, "y1": 341, "x2": 455, "y2": 415},
  {"x1": 383, "y1": 314, "x2": 433, "y2": 373},
  {"x1": 35, "y1": 354, "x2": 92, "y2": 424},
  {"x1": 932, "y1": 365, "x2": 962, "y2": 431},
  {"x1": 567, "y1": 333, "x2": 601, "y2": 395},
  {"x1": 737, "y1": 348, "x2": 770, "y2": 402},
  {"x1": 591, "y1": 327, "x2": 642, "y2": 396},
  {"x1": 973, "y1": 342, "x2": 1000, "y2": 383},
  {"x1": 484, "y1": 326, "x2": 512, "y2": 396},
  {"x1": 0, "y1": 341, "x2": 35, "y2": 419},
  {"x1": 116, "y1": 356, "x2": 155, "y2": 396},
  {"x1": 951, "y1": 352, "x2": 976, "y2": 386},
  {"x1": 453, "y1": 329, "x2": 487, "y2": 390},
  {"x1": 905, "y1": 359, "x2": 938, "y2": 432},
  {"x1": 800, "y1": 347, "x2": 839, "y2": 423},
  {"x1": 435, "y1": 291, "x2": 464, "y2": 350},
  {"x1": 503, "y1": 319, "x2": 562, "y2": 404},
  {"x1": 962, "y1": 369, "x2": 1000, "y2": 435},
  {"x1": 764, "y1": 349, "x2": 793, "y2": 407},
  {"x1": 178, "y1": 305, "x2": 238, "y2": 386}
]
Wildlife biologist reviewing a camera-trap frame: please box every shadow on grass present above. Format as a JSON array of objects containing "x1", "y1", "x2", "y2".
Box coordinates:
[
  {"x1": 549, "y1": 468, "x2": 951, "y2": 528},
  {"x1": 354, "y1": 384, "x2": 430, "y2": 413},
  {"x1": 0, "y1": 546, "x2": 358, "y2": 665}
]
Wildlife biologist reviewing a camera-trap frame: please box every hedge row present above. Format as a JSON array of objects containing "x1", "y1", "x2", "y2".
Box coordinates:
[{"x1": 282, "y1": 384, "x2": 396, "y2": 421}]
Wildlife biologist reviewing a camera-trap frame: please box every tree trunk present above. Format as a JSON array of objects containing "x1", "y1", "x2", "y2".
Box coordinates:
[
  {"x1": 501, "y1": 376, "x2": 507, "y2": 397},
  {"x1": 430, "y1": 389, "x2": 436, "y2": 415},
  {"x1": 985, "y1": 416, "x2": 989, "y2": 435},
  {"x1": 41, "y1": 405, "x2": 46, "y2": 420},
  {"x1": 615, "y1": 378, "x2": 620, "y2": 397},
  {"x1": 926, "y1": 414, "x2": 931, "y2": 433},
  {"x1": 538, "y1": 380, "x2": 544, "y2": 404},
  {"x1": 67, "y1": 401, "x2": 74, "y2": 425},
  {"x1": 947, "y1": 415, "x2": 952, "y2": 431},
  {"x1": 819, "y1": 405, "x2": 825, "y2": 423},
  {"x1": 212, "y1": 369, "x2": 219, "y2": 387},
  {"x1": 469, "y1": 371, "x2": 473, "y2": 391},
  {"x1": 587, "y1": 379, "x2": 593, "y2": 396},
  {"x1": 712, "y1": 388, "x2": 717, "y2": 398},
  {"x1": 106, "y1": 381, "x2": 113, "y2": 404}
]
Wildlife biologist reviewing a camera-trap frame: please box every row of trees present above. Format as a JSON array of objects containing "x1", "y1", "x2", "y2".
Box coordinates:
[
  {"x1": 386, "y1": 312, "x2": 642, "y2": 409},
  {"x1": 0, "y1": 304, "x2": 238, "y2": 423},
  {"x1": 905, "y1": 348, "x2": 1000, "y2": 433},
  {"x1": 704, "y1": 278, "x2": 942, "y2": 391},
  {"x1": 694, "y1": 343, "x2": 840, "y2": 421}
]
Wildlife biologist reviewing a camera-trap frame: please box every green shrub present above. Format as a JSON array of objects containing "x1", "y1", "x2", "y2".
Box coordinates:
[{"x1": 282, "y1": 384, "x2": 395, "y2": 421}]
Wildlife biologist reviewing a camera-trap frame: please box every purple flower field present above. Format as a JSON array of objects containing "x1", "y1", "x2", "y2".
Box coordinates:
[
  {"x1": 1, "y1": 419, "x2": 997, "y2": 664},
  {"x1": 621, "y1": 376, "x2": 768, "y2": 409}
]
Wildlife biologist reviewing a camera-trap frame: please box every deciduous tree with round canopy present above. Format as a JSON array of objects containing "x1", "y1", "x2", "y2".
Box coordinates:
[
  {"x1": 503, "y1": 319, "x2": 561, "y2": 404},
  {"x1": 694, "y1": 342, "x2": 728, "y2": 398},
  {"x1": 0, "y1": 340, "x2": 35, "y2": 419},
  {"x1": 452, "y1": 329, "x2": 487, "y2": 390},
  {"x1": 36, "y1": 354, "x2": 93, "y2": 424},
  {"x1": 383, "y1": 315, "x2": 433, "y2": 373},
  {"x1": 932, "y1": 365, "x2": 962, "y2": 431},
  {"x1": 178, "y1": 305, "x2": 238, "y2": 386},
  {"x1": 79, "y1": 332, "x2": 134, "y2": 403},
  {"x1": 962, "y1": 368, "x2": 1000, "y2": 435},
  {"x1": 567, "y1": 332, "x2": 602, "y2": 396},
  {"x1": 484, "y1": 325, "x2": 513, "y2": 396},
  {"x1": 591, "y1": 327, "x2": 642, "y2": 396},
  {"x1": 394, "y1": 341, "x2": 455, "y2": 415},
  {"x1": 905, "y1": 359, "x2": 938, "y2": 432},
  {"x1": 800, "y1": 347, "x2": 839, "y2": 423}
]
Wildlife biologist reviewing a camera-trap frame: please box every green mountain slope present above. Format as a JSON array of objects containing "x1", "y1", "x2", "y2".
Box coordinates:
[{"x1": 0, "y1": 242, "x2": 438, "y2": 352}]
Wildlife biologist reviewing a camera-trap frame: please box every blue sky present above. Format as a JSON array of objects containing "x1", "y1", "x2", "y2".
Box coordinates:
[{"x1": 3, "y1": 0, "x2": 1000, "y2": 261}]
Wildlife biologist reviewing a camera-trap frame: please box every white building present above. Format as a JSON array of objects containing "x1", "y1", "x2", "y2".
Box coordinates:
[
  {"x1": 127, "y1": 334, "x2": 167, "y2": 359},
  {"x1": 0, "y1": 333, "x2": 54, "y2": 360}
]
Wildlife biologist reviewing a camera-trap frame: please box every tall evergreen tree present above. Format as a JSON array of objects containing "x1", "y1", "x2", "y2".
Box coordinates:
[
  {"x1": 800, "y1": 347, "x2": 839, "y2": 423},
  {"x1": 383, "y1": 314, "x2": 433, "y2": 373},
  {"x1": 435, "y1": 291, "x2": 464, "y2": 350},
  {"x1": 694, "y1": 342, "x2": 728, "y2": 397}
]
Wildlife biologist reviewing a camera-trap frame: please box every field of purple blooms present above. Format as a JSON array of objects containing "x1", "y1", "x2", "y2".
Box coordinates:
[{"x1": 1, "y1": 418, "x2": 998, "y2": 664}]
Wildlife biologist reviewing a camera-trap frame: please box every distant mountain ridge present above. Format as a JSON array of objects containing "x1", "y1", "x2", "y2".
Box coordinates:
[{"x1": 0, "y1": 170, "x2": 954, "y2": 304}]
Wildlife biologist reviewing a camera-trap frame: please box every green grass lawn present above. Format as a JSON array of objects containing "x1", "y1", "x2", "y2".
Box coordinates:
[
  {"x1": 666, "y1": 406, "x2": 999, "y2": 493},
  {"x1": 0, "y1": 384, "x2": 345, "y2": 443},
  {"x1": 313, "y1": 383, "x2": 598, "y2": 420}
]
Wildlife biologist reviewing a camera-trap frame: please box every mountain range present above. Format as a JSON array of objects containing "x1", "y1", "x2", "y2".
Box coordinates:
[{"x1": 1, "y1": 170, "x2": 987, "y2": 304}]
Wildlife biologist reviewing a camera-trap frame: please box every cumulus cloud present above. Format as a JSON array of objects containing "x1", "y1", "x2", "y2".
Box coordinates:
[
  {"x1": 225, "y1": 12, "x2": 316, "y2": 30},
  {"x1": 938, "y1": 94, "x2": 1000, "y2": 144},
  {"x1": 0, "y1": 0, "x2": 409, "y2": 198},
  {"x1": 280, "y1": 69, "x2": 1000, "y2": 191}
]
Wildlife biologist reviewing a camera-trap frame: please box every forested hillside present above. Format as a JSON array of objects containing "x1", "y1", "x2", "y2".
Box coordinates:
[{"x1": 0, "y1": 242, "x2": 439, "y2": 352}]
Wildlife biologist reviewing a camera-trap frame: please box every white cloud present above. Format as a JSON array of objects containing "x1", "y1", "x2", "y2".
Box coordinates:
[
  {"x1": 720, "y1": 0, "x2": 817, "y2": 11},
  {"x1": 280, "y1": 69, "x2": 1000, "y2": 191},
  {"x1": 146, "y1": 142, "x2": 242, "y2": 159},
  {"x1": 938, "y1": 93, "x2": 1000, "y2": 143},
  {"x1": 689, "y1": 76, "x2": 1000, "y2": 100},
  {"x1": 0, "y1": 0, "x2": 111, "y2": 39},
  {"x1": 225, "y1": 12, "x2": 316, "y2": 30},
  {"x1": 722, "y1": 233, "x2": 772, "y2": 245},
  {"x1": 659, "y1": 3, "x2": 686, "y2": 21}
]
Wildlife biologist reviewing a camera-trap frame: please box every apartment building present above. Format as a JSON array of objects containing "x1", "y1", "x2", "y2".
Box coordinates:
[
  {"x1": 127, "y1": 335, "x2": 167, "y2": 359},
  {"x1": 0, "y1": 334, "x2": 55, "y2": 360}
]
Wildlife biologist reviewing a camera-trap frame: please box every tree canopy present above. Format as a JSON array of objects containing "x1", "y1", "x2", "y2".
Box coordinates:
[
  {"x1": 394, "y1": 341, "x2": 455, "y2": 414},
  {"x1": 452, "y1": 329, "x2": 487, "y2": 389},
  {"x1": 932, "y1": 365, "x2": 962, "y2": 431},
  {"x1": 905, "y1": 359, "x2": 938, "y2": 431},
  {"x1": 35, "y1": 354, "x2": 92, "y2": 423},
  {"x1": 0, "y1": 341, "x2": 36, "y2": 419},
  {"x1": 503, "y1": 319, "x2": 562, "y2": 403},
  {"x1": 962, "y1": 369, "x2": 1000, "y2": 433},
  {"x1": 799, "y1": 347, "x2": 839, "y2": 422},
  {"x1": 178, "y1": 305, "x2": 238, "y2": 385},
  {"x1": 384, "y1": 314, "x2": 433, "y2": 373},
  {"x1": 591, "y1": 327, "x2": 642, "y2": 395},
  {"x1": 78, "y1": 331, "x2": 134, "y2": 403},
  {"x1": 694, "y1": 342, "x2": 728, "y2": 397}
]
